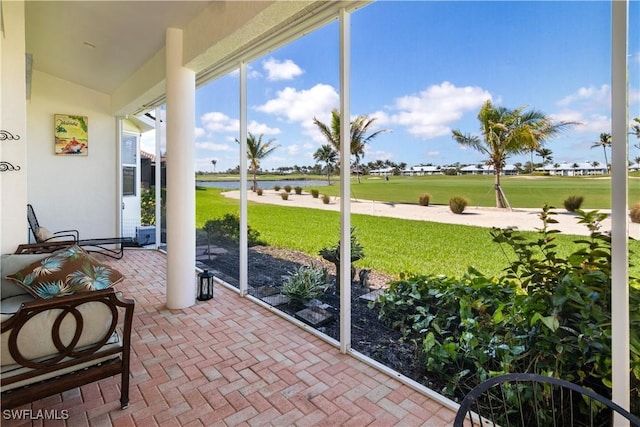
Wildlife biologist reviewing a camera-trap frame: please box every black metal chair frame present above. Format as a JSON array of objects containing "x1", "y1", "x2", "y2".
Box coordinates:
[
  {"x1": 27, "y1": 203, "x2": 79, "y2": 243},
  {"x1": 454, "y1": 373, "x2": 640, "y2": 427},
  {"x1": 26, "y1": 204, "x2": 134, "y2": 259}
]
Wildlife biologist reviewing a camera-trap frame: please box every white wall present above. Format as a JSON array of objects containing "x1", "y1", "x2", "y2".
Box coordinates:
[
  {"x1": 1, "y1": 0, "x2": 28, "y2": 254},
  {"x1": 26, "y1": 70, "x2": 120, "y2": 240}
]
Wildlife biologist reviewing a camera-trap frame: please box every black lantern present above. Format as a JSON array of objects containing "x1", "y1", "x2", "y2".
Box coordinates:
[{"x1": 197, "y1": 270, "x2": 214, "y2": 301}]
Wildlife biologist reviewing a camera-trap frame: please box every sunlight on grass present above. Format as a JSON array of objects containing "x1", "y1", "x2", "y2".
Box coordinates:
[{"x1": 196, "y1": 186, "x2": 640, "y2": 279}]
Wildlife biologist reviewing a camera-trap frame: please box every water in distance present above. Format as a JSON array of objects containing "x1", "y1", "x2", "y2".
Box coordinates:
[{"x1": 196, "y1": 179, "x2": 328, "y2": 189}]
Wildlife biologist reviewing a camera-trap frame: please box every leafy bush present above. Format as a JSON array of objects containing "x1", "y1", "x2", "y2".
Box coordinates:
[
  {"x1": 284, "y1": 185, "x2": 292, "y2": 193},
  {"x1": 563, "y1": 195, "x2": 584, "y2": 212},
  {"x1": 449, "y1": 196, "x2": 468, "y2": 214},
  {"x1": 372, "y1": 205, "x2": 640, "y2": 416},
  {"x1": 319, "y1": 227, "x2": 364, "y2": 291},
  {"x1": 418, "y1": 193, "x2": 431, "y2": 206},
  {"x1": 273, "y1": 185, "x2": 281, "y2": 191},
  {"x1": 280, "y1": 191, "x2": 289, "y2": 200},
  {"x1": 281, "y1": 265, "x2": 329, "y2": 310},
  {"x1": 203, "y1": 214, "x2": 262, "y2": 246},
  {"x1": 322, "y1": 194, "x2": 330, "y2": 204},
  {"x1": 631, "y1": 202, "x2": 640, "y2": 224},
  {"x1": 311, "y1": 189, "x2": 320, "y2": 198},
  {"x1": 256, "y1": 188, "x2": 263, "y2": 196},
  {"x1": 141, "y1": 188, "x2": 156, "y2": 225},
  {"x1": 294, "y1": 186, "x2": 303, "y2": 195}
]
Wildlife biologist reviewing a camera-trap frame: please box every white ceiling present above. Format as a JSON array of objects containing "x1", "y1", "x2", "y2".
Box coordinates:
[{"x1": 25, "y1": 1, "x2": 213, "y2": 94}]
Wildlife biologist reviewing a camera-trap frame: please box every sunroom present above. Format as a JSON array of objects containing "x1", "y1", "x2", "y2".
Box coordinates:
[{"x1": 1, "y1": 0, "x2": 638, "y2": 424}]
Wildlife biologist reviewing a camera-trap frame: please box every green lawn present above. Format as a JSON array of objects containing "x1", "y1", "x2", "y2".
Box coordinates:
[
  {"x1": 196, "y1": 186, "x2": 640, "y2": 279},
  {"x1": 303, "y1": 175, "x2": 640, "y2": 210}
]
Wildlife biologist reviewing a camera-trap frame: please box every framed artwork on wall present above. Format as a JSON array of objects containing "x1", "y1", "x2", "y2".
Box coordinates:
[{"x1": 54, "y1": 114, "x2": 88, "y2": 155}]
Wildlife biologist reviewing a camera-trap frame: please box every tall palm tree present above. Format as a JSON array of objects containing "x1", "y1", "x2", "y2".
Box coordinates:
[
  {"x1": 631, "y1": 117, "x2": 640, "y2": 139},
  {"x1": 452, "y1": 100, "x2": 577, "y2": 208},
  {"x1": 591, "y1": 133, "x2": 611, "y2": 174},
  {"x1": 536, "y1": 147, "x2": 553, "y2": 166},
  {"x1": 313, "y1": 144, "x2": 338, "y2": 185},
  {"x1": 313, "y1": 109, "x2": 390, "y2": 183},
  {"x1": 236, "y1": 132, "x2": 279, "y2": 192}
]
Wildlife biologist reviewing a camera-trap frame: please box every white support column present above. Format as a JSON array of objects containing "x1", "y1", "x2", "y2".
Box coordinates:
[
  {"x1": 165, "y1": 28, "x2": 196, "y2": 309},
  {"x1": 610, "y1": 0, "x2": 630, "y2": 417},
  {"x1": 239, "y1": 62, "x2": 248, "y2": 296},
  {"x1": 339, "y1": 8, "x2": 351, "y2": 354}
]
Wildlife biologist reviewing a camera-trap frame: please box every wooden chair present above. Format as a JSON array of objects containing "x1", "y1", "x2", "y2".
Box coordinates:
[{"x1": 454, "y1": 373, "x2": 640, "y2": 427}]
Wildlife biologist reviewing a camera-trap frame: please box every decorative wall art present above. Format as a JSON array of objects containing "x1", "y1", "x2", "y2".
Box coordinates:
[{"x1": 54, "y1": 114, "x2": 88, "y2": 155}]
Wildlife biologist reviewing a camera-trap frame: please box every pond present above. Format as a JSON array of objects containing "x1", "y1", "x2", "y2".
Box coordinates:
[{"x1": 196, "y1": 179, "x2": 329, "y2": 189}]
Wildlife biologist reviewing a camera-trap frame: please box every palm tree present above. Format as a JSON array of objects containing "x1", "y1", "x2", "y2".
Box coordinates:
[
  {"x1": 211, "y1": 159, "x2": 217, "y2": 173},
  {"x1": 536, "y1": 147, "x2": 553, "y2": 166},
  {"x1": 591, "y1": 133, "x2": 611, "y2": 174},
  {"x1": 452, "y1": 100, "x2": 577, "y2": 208},
  {"x1": 631, "y1": 117, "x2": 640, "y2": 139},
  {"x1": 236, "y1": 132, "x2": 279, "y2": 192},
  {"x1": 313, "y1": 144, "x2": 338, "y2": 185},
  {"x1": 313, "y1": 109, "x2": 390, "y2": 183}
]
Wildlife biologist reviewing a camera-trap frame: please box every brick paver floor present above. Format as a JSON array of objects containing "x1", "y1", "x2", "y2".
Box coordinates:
[{"x1": 3, "y1": 249, "x2": 456, "y2": 426}]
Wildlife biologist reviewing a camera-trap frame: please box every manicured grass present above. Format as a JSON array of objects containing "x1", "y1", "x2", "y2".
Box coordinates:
[
  {"x1": 196, "y1": 187, "x2": 640, "y2": 279},
  {"x1": 304, "y1": 175, "x2": 640, "y2": 210}
]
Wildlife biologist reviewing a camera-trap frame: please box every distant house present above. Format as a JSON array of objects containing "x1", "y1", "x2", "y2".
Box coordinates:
[
  {"x1": 401, "y1": 165, "x2": 442, "y2": 176},
  {"x1": 537, "y1": 162, "x2": 607, "y2": 176},
  {"x1": 369, "y1": 167, "x2": 395, "y2": 176},
  {"x1": 141, "y1": 150, "x2": 166, "y2": 189},
  {"x1": 459, "y1": 164, "x2": 518, "y2": 175}
]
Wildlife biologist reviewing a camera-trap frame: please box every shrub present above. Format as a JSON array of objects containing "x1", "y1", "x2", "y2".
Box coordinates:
[
  {"x1": 294, "y1": 186, "x2": 303, "y2": 195},
  {"x1": 203, "y1": 214, "x2": 262, "y2": 246},
  {"x1": 273, "y1": 185, "x2": 281, "y2": 191},
  {"x1": 284, "y1": 185, "x2": 292, "y2": 193},
  {"x1": 563, "y1": 195, "x2": 584, "y2": 212},
  {"x1": 280, "y1": 191, "x2": 289, "y2": 200},
  {"x1": 140, "y1": 188, "x2": 156, "y2": 225},
  {"x1": 256, "y1": 188, "x2": 263, "y2": 196},
  {"x1": 630, "y1": 202, "x2": 640, "y2": 223},
  {"x1": 418, "y1": 193, "x2": 431, "y2": 206},
  {"x1": 311, "y1": 189, "x2": 320, "y2": 198},
  {"x1": 322, "y1": 194, "x2": 330, "y2": 204},
  {"x1": 319, "y1": 227, "x2": 364, "y2": 292},
  {"x1": 449, "y1": 196, "x2": 468, "y2": 214},
  {"x1": 281, "y1": 265, "x2": 329, "y2": 310},
  {"x1": 372, "y1": 205, "x2": 640, "y2": 416}
]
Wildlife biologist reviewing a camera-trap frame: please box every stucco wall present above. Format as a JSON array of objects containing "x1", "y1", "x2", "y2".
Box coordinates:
[
  {"x1": 26, "y1": 70, "x2": 119, "y2": 240},
  {"x1": 1, "y1": 0, "x2": 28, "y2": 254}
]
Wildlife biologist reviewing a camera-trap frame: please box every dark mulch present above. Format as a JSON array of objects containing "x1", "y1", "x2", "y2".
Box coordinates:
[{"x1": 198, "y1": 242, "x2": 428, "y2": 387}]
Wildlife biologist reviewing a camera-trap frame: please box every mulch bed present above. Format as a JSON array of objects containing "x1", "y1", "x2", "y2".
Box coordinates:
[{"x1": 197, "y1": 242, "x2": 429, "y2": 388}]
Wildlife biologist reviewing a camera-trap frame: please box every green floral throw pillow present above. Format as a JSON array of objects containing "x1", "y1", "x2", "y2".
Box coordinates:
[{"x1": 6, "y1": 245, "x2": 124, "y2": 299}]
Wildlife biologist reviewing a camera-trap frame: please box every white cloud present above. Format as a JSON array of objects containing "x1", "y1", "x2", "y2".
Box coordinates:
[
  {"x1": 366, "y1": 149, "x2": 393, "y2": 162},
  {"x1": 195, "y1": 142, "x2": 235, "y2": 152},
  {"x1": 247, "y1": 120, "x2": 280, "y2": 136},
  {"x1": 201, "y1": 111, "x2": 239, "y2": 133},
  {"x1": 556, "y1": 84, "x2": 610, "y2": 110},
  {"x1": 553, "y1": 85, "x2": 613, "y2": 133},
  {"x1": 426, "y1": 151, "x2": 440, "y2": 158},
  {"x1": 256, "y1": 84, "x2": 338, "y2": 122},
  {"x1": 195, "y1": 127, "x2": 206, "y2": 138},
  {"x1": 262, "y1": 57, "x2": 304, "y2": 81},
  {"x1": 255, "y1": 83, "x2": 339, "y2": 142},
  {"x1": 387, "y1": 82, "x2": 492, "y2": 139}
]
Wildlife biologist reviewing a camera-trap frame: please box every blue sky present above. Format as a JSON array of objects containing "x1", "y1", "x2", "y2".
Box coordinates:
[{"x1": 142, "y1": 1, "x2": 640, "y2": 173}]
